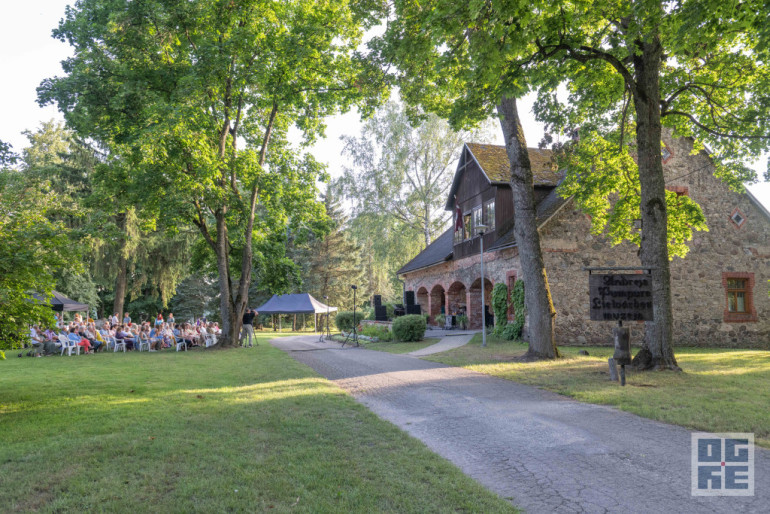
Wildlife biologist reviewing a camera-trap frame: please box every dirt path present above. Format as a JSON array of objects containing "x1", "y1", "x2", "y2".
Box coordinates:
[{"x1": 273, "y1": 335, "x2": 768, "y2": 513}]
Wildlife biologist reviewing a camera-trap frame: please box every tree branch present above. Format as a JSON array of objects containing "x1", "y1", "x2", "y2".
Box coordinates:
[{"x1": 661, "y1": 110, "x2": 770, "y2": 139}]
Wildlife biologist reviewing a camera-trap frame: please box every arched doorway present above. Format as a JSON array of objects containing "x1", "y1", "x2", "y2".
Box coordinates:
[
  {"x1": 447, "y1": 281, "x2": 467, "y2": 328},
  {"x1": 469, "y1": 277, "x2": 494, "y2": 329},
  {"x1": 430, "y1": 284, "x2": 446, "y2": 323},
  {"x1": 416, "y1": 287, "x2": 429, "y2": 318}
]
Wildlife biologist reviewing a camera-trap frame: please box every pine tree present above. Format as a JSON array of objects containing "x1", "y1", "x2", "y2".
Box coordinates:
[{"x1": 303, "y1": 187, "x2": 364, "y2": 312}]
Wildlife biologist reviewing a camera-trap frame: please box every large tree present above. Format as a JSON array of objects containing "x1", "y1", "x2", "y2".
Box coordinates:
[
  {"x1": 522, "y1": 0, "x2": 770, "y2": 369},
  {"x1": 378, "y1": 0, "x2": 770, "y2": 366},
  {"x1": 21, "y1": 121, "x2": 192, "y2": 319},
  {"x1": 378, "y1": 4, "x2": 560, "y2": 359},
  {"x1": 300, "y1": 185, "x2": 364, "y2": 310},
  {"x1": 40, "y1": 0, "x2": 383, "y2": 345}
]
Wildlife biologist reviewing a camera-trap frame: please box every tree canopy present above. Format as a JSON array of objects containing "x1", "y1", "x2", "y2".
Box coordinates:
[
  {"x1": 0, "y1": 145, "x2": 81, "y2": 350},
  {"x1": 40, "y1": 0, "x2": 386, "y2": 344},
  {"x1": 377, "y1": 0, "x2": 770, "y2": 367},
  {"x1": 340, "y1": 100, "x2": 492, "y2": 247}
]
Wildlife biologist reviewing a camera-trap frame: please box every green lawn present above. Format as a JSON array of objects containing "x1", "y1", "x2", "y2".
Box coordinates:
[
  {"x1": 362, "y1": 338, "x2": 440, "y2": 354},
  {"x1": 1, "y1": 333, "x2": 515, "y2": 512},
  {"x1": 425, "y1": 334, "x2": 770, "y2": 448}
]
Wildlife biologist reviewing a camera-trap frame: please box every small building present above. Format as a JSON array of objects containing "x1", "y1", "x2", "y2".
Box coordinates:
[{"x1": 397, "y1": 133, "x2": 769, "y2": 347}]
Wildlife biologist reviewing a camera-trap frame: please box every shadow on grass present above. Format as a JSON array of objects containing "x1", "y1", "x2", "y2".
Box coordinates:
[
  {"x1": 0, "y1": 344, "x2": 516, "y2": 513},
  {"x1": 425, "y1": 337, "x2": 770, "y2": 447}
]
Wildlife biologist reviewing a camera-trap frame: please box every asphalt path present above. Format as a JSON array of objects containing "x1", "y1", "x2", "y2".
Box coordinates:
[{"x1": 273, "y1": 335, "x2": 769, "y2": 513}]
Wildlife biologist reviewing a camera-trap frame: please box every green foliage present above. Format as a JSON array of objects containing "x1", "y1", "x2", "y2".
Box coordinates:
[
  {"x1": 298, "y1": 185, "x2": 363, "y2": 311},
  {"x1": 361, "y1": 324, "x2": 393, "y2": 342},
  {"x1": 434, "y1": 313, "x2": 446, "y2": 327},
  {"x1": 0, "y1": 168, "x2": 81, "y2": 349},
  {"x1": 556, "y1": 130, "x2": 709, "y2": 259},
  {"x1": 491, "y1": 279, "x2": 524, "y2": 341},
  {"x1": 455, "y1": 315, "x2": 469, "y2": 329},
  {"x1": 339, "y1": 101, "x2": 493, "y2": 300},
  {"x1": 509, "y1": 280, "x2": 526, "y2": 341},
  {"x1": 392, "y1": 315, "x2": 426, "y2": 342},
  {"x1": 0, "y1": 140, "x2": 17, "y2": 166},
  {"x1": 19, "y1": 121, "x2": 192, "y2": 317},
  {"x1": 40, "y1": 0, "x2": 385, "y2": 339},
  {"x1": 491, "y1": 283, "x2": 509, "y2": 331},
  {"x1": 335, "y1": 311, "x2": 366, "y2": 332},
  {"x1": 169, "y1": 275, "x2": 220, "y2": 322}
]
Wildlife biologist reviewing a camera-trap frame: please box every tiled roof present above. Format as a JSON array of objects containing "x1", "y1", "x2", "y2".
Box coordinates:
[
  {"x1": 465, "y1": 143, "x2": 561, "y2": 186},
  {"x1": 488, "y1": 186, "x2": 571, "y2": 251},
  {"x1": 396, "y1": 227, "x2": 454, "y2": 275}
]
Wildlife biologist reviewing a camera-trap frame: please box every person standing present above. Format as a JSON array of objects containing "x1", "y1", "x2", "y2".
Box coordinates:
[
  {"x1": 123, "y1": 312, "x2": 131, "y2": 326},
  {"x1": 111, "y1": 312, "x2": 119, "y2": 325},
  {"x1": 167, "y1": 313, "x2": 175, "y2": 326},
  {"x1": 241, "y1": 308, "x2": 256, "y2": 347}
]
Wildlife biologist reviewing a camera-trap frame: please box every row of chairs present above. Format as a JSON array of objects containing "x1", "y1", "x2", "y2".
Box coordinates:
[{"x1": 54, "y1": 332, "x2": 219, "y2": 356}]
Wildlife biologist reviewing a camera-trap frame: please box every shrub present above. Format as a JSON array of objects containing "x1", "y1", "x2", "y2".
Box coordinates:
[
  {"x1": 491, "y1": 282, "x2": 509, "y2": 333},
  {"x1": 335, "y1": 311, "x2": 365, "y2": 332},
  {"x1": 361, "y1": 324, "x2": 393, "y2": 342},
  {"x1": 392, "y1": 314, "x2": 426, "y2": 342},
  {"x1": 434, "y1": 313, "x2": 445, "y2": 327}
]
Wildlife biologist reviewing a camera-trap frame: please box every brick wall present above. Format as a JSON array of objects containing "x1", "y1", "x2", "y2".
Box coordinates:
[{"x1": 402, "y1": 133, "x2": 769, "y2": 348}]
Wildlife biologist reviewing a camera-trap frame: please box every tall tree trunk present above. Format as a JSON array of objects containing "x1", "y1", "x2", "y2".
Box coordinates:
[
  {"x1": 113, "y1": 211, "x2": 128, "y2": 319},
  {"x1": 497, "y1": 95, "x2": 559, "y2": 359},
  {"x1": 215, "y1": 209, "x2": 240, "y2": 346},
  {"x1": 630, "y1": 36, "x2": 679, "y2": 371}
]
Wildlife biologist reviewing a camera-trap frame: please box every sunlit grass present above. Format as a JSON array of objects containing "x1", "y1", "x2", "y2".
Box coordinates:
[
  {"x1": 363, "y1": 338, "x2": 441, "y2": 354},
  {"x1": 426, "y1": 334, "x2": 770, "y2": 448},
  {"x1": 0, "y1": 333, "x2": 515, "y2": 512}
]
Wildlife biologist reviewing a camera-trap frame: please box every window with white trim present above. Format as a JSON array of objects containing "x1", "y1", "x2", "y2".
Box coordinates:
[
  {"x1": 472, "y1": 207, "x2": 482, "y2": 236},
  {"x1": 484, "y1": 199, "x2": 496, "y2": 230}
]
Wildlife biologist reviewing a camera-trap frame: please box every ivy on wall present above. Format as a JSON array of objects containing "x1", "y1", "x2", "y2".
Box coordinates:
[
  {"x1": 492, "y1": 279, "x2": 525, "y2": 340},
  {"x1": 491, "y1": 282, "x2": 509, "y2": 331}
]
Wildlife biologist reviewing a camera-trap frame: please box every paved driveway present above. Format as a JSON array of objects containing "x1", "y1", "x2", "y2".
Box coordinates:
[{"x1": 273, "y1": 336, "x2": 768, "y2": 513}]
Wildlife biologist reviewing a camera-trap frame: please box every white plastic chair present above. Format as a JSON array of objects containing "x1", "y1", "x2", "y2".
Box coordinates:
[
  {"x1": 175, "y1": 337, "x2": 187, "y2": 352},
  {"x1": 112, "y1": 336, "x2": 126, "y2": 353},
  {"x1": 204, "y1": 333, "x2": 217, "y2": 348},
  {"x1": 138, "y1": 336, "x2": 151, "y2": 352},
  {"x1": 59, "y1": 335, "x2": 81, "y2": 356}
]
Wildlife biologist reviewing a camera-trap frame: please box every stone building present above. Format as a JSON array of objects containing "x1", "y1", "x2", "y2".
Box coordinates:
[{"x1": 397, "y1": 133, "x2": 770, "y2": 348}]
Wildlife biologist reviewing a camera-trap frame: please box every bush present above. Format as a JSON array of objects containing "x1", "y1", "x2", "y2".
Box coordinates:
[
  {"x1": 491, "y1": 282, "x2": 509, "y2": 332},
  {"x1": 335, "y1": 311, "x2": 365, "y2": 332},
  {"x1": 361, "y1": 324, "x2": 393, "y2": 342},
  {"x1": 392, "y1": 315, "x2": 426, "y2": 342}
]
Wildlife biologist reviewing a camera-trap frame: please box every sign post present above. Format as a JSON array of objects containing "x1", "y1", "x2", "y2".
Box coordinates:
[{"x1": 585, "y1": 267, "x2": 655, "y2": 386}]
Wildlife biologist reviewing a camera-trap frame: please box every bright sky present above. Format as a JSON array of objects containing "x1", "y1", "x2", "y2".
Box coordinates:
[{"x1": 2, "y1": 1, "x2": 769, "y2": 211}]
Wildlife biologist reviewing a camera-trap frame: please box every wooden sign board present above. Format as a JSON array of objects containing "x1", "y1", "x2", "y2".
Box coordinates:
[{"x1": 589, "y1": 273, "x2": 653, "y2": 322}]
